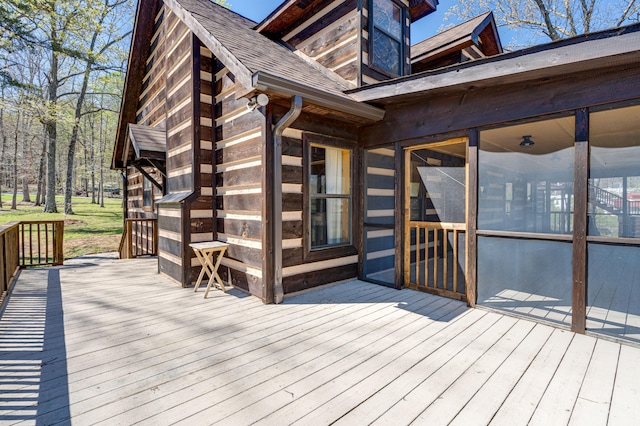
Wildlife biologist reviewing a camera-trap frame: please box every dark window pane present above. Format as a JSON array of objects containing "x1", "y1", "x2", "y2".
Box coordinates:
[
  {"x1": 373, "y1": 0, "x2": 401, "y2": 39},
  {"x1": 310, "y1": 145, "x2": 350, "y2": 195},
  {"x1": 311, "y1": 198, "x2": 350, "y2": 247},
  {"x1": 372, "y1": 29, "x2": 401, "y2": 75},
  {"x1": 143, "y1": 177, "x2": 152, "y2": 207}
]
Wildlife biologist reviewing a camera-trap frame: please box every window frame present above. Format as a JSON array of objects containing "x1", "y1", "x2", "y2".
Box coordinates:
[
  {"x1": 303, "y1": 134, "x2": 358, "y2": 262},
  {"x1": 368, "y1": 0, "x2": 406, "y2": 78}
]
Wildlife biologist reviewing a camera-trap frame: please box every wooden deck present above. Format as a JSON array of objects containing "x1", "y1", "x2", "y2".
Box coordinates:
[{"x1": 1, "y1": 255, "x2": 640, "y2": 425}]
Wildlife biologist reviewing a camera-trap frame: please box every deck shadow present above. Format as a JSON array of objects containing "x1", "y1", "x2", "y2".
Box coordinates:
[{"x1": 0, "y1": 269, "x2": 71, "y2": 425}]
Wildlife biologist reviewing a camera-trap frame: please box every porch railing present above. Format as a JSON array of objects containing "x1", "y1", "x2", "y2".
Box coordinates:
[
  {"x1": 405, "y1": 221, "x2": 466, "y2": 301},
  {"x1": 1, "y1": 220, "x2": 64, "y2": 309},
  {"x1": 119, "y1": 218, "x2": 158, "y2": 259}
]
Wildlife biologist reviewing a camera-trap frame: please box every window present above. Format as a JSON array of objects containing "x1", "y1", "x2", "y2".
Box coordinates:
[
  {"x1": 370, "y1": 0, "x2": 404, "y2": 76},
  {"x1": 309, "y1": 144, "x2": 352, "y2": 249},
  {"x1": 143, "y1": 176, "x2": 153, "y2": 209}
]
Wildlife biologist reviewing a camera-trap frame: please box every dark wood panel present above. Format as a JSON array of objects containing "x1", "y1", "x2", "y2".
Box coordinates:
[
  {"x1": 216, "y1": 194, "x2": 263, "y2": 211},
  {"x1": 283, "y1": 165, "x2": 302, "y2": 185},
  {"x1": 191, "y1": 196, "x2": 214, "y2": 211},
  {"x1": 217, "y1": 110, "x2": 264, "y2": 140},
  {"x1": 200, "y1": 125, "x2": 214, "y2": 143},
  {"x1": 168, "y1": 125, "x2": 193, "y2": 150},
  {"x1": 283, "y1": 220, "x2": 302, "y2": 240},
  {"x1": 216, "y1": 139, "x2": 263, "y2": 163},
  {"x1": 166, "y1": 83, "x2": 192, "y2": 112},
  {"x1": 225, "y1": 244, "x2": 262, "y2": 267},
  {"x1": 167, "y1": 174, "x2": 193, "y2": 193},
  {"x1": 201, "y1": 79, "x2": 214, "y2": 97},
  {"x1": 159, "y1": 256, "x2": 183, "y2": 286},
  {"x1": 283, "y1": 248, "x2": 303, "y2": 267},
  {"x1": 159, "y1": 215, "x2": 182, "y2": 234},
  {"x1": 217, "y1": 219, "x2": 262, "y2": 240},
  {"x1": 283, "y1": 193, "x2": 303, "y2": 212},
  {"x1": 288, "y1": 0, "x2": 357, "y2": 47},
  {"x1": 282, "y1": 263, "x2": 358, "y2": 294},
  {"x1": 282, "y1": 137, "x2": 303, "y2": 157},
  {"x1": 166, "y1": 102, "x2": 193, "y2": 131},
  {"x1": 300, "y1": 14, "x2": 358, "y2": 58},
  {"x1": 159, "y1": 235, "x2": 183, "y2": 257},
  {"x1": 218, "y1": 267, "x2": 263, "y2": 298},
  {"x1": 335, "y1": 62, "x2": 358, "y2": 82},
  {"x1": 318, "y1": 40, "x2": 357, "y2": 70},
  {"x1": 361, "y1": 64, "x2": 640, "y2": 145},
  {"x1": 200, "y1": 173, "x2": 214, "y2": 188},
  {"x1": 167, "y1": 149, "x2": 192, "y2": 171},
  {"x1": 191, "y1": 218, "x2": 214, "y2": 234},
  {"x1": 216, "y1": 95, "x2": 249, "y2": 118},
  {"x1": 216, "y1": 166, "x2": 262, "y2": 187}
]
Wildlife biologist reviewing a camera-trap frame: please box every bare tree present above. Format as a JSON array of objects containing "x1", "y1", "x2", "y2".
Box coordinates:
[
  {"x1": 447, "y1": 0, "x2": 640, "y2": 46},
  {"x1": 63, "y1": 0, "x2": 131, "y2": 214}
]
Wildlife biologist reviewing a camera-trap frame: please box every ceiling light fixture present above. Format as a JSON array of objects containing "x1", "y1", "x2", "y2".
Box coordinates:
[{"x1": 520, "y1": 135, "x2": 535, "y2": 148}]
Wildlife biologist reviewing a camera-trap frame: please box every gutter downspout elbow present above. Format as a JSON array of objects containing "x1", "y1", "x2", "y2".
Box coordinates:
[{"x1": 273, "y1": 96, "x2": 302, "y2": 304}]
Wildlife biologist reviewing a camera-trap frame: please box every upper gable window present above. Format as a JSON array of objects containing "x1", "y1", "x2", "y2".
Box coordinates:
[{"x1": 371, "y1": 0, "x2": 404, "y2": 76}]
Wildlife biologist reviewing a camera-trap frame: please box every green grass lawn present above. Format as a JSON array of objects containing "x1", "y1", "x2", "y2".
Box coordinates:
[{"x1": 0, "y1": 194, "x2": 124, "y2": 259}]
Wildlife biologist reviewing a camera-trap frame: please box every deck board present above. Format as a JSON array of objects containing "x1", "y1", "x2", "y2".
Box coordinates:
[{"x1": 1, "y1": 254, "x2": 640, "y2": 425}]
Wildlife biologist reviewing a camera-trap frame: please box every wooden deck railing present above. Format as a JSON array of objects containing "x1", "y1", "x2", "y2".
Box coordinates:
[
  {"x1": 18, "y1": 220, "x2": 65, "y2": 267},
  {"x1": 119, "y1": 218, "x2": 157, "y2": 259},
  {"x1": 1, "y1": 220, "x2": 64, "y2": 309},
  {"x1": 405, "y1": 221, "x2": 466, "y2": 301}
]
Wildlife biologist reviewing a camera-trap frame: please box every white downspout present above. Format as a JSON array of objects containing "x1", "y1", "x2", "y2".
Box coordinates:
[{"x1": 273, "y1": 96, "x2": 302, "y2": 304}]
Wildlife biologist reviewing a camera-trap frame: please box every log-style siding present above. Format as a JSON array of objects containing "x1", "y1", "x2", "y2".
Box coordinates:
[{"x1": 214, "y1": 65, "x2": 267, "y2": 298}]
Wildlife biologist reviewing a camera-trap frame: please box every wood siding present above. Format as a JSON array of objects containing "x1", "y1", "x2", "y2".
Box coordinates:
[
  {"x1": 284, "y1": 0, "x2": 360, "y2": 87},
  {"x1": 214, "y1": 65, "x2": 267, "y2": 298}
]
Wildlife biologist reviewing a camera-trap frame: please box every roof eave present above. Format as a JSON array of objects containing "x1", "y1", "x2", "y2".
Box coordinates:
[
  {"x1": 351, "y1": 25, "x2": 640, "y2": 103},
  {"x1": 252, "y1": 72, "x2": 386, "y2": 122}
]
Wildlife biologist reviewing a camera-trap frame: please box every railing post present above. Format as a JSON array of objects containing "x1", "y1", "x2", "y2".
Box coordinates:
[
  {"x1": 54, "y1": 221, "x2": 65, "y2": 265},
  {"x1": 127, "y1": 220, "x2": 134, "y2": 259}
]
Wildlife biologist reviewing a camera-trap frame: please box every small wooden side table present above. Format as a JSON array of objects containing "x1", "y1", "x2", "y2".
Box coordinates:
[{"x1": 189, "y1": 241, "x2": 229, "y2": 298}]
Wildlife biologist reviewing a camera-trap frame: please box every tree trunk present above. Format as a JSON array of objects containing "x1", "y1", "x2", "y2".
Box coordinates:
[
  {"x1": 90, "y1": 114, "x2": 96, "y2": 204},
  {"x1": 44, "y1": 46, "x2": 59, "y2": 213},
  {"x1": 21, "y1": 120, "x2": 31, "y2": 203},
  {"x1": 0, "y1": 98, "x2": 5, "y2": 210},
  {"x1": 35, "y1": 125, "x2": 47, "y2": 206},
  {"x1": 64, "y1": 23, "x2": 99, "y2": 215},
  {"x1": 11, "y1": 112, "x2": 21, "y2": 210}
]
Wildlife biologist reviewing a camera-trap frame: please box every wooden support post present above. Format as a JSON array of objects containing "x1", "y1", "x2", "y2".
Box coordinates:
[
  {"x1": 466, "y1": 132, "x2": 478, "y2": 307},
  {"x1": 572, "y1": 109, "x2": 589, "y2": 334}
]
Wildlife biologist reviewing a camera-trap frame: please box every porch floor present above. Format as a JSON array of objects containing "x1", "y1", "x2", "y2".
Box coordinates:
[{"x1": 1, "y1": 255, "x2": 640, "y2": 425}]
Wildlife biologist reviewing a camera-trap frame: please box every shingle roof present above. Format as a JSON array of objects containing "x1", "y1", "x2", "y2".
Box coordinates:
[
  {"x1": 171, "y1": 0, "x2": 351, "y2": 98},
  {"x1": 411, "y1": 12, "x2": 496, "y2": 61},
  {"x1": 128, "y1": 124, "x2": 166, "y2": 160}
]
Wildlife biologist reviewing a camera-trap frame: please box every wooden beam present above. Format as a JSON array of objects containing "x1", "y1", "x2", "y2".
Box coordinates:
[
  {"x1": 572, "y1": 108, "x2": 589, "y2": 334},
  {"x1": 466, "y1": 132, "x2": 477, "y2": 307},
  {"x1": 133, "y1": 164, "x2": 163, "y2": 191},
  {"x1": 360, "y1": 64, "x2": 640, "y2": 145}
]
